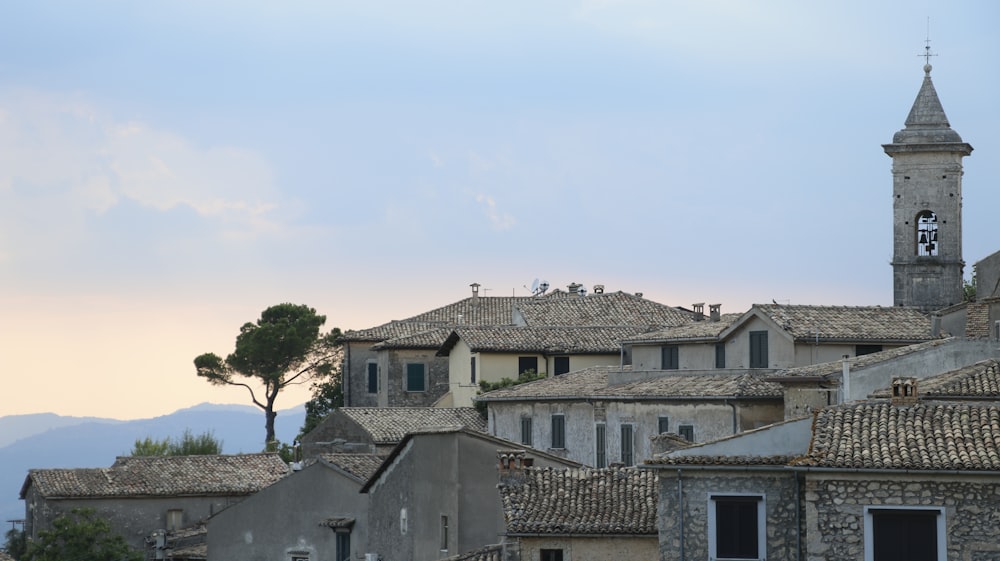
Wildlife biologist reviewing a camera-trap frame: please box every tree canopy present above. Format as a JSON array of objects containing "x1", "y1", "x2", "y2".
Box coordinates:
[
  {"x1": 130, "y1": 429, "x2": 223, "y2": 456},
  {"x1": 23, "y1": 508, "x2": 142, "y2": 561},
  {"x1": 195, "y1": 303, "x2": 341, "y2": 445}
]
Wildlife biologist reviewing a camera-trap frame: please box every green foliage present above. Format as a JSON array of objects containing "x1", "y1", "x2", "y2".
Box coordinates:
[
  {"x1": 298, "y1": 362, "x2": 344, "y2": 440},
  {"x1": 23, "y1": 508, "x2": 142, "y2": 561},
  {"x1": 4, "y1": 527, "x2": 27, "y2": 560},
  {"x1": 473, "y1": 369, "x2": 546, "y2": 416},
  {"x1": 195, "y1": 303, "x2": 341, "y2": 444},
  {"x1": 964, "y1": 274, "x2": 977, "y2": 302},
  {"x1": 130, "y1": 429, "x2": 222, "y2": 456},
  {"x1": 264, "y1": 440, "x2": 297, "y2": 463}
]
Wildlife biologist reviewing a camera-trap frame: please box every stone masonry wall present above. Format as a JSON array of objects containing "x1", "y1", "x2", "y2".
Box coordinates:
[
  {"x1": 657, "y1": 470, "x2": 801, "y2": 561},
  {"x1": 805, "y1": 473, "x2": 1000, "y2": 561}
]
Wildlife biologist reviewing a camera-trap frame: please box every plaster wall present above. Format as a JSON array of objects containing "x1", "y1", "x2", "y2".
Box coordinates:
[
  {"x1": 488, "y1": 400, "x2": 782, "y2": 466},
  {"x1": 207, "y1": 462, "x2": 367, "y2": 561},
  {"x1": 343, "y1": 342, "x2": 378, "y2": 407},
  {"x1": 514, "y1": 535, "x2": 657, "y2": 561}
]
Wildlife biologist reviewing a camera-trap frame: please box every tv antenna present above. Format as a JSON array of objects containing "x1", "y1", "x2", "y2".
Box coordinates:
[{"x1": 526, "y1": 278, "x2": 549, "y2": 296}]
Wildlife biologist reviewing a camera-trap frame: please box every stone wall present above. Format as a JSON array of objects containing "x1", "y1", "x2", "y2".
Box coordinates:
[
  {"x1": 656, "y1": 470, "x2": 801, "y2": 561},
  {"x1": 384, "y1": 349, "x2": 450, "y2": 407},
  {"x1": 804, "y1": 473, "x2": 1000, "y2": 561}
]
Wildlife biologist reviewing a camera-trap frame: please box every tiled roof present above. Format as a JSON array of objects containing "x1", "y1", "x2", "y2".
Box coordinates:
[
  {"x1": 645, "y1": 454, "x2": 794, "y2": 467},
  {"x1": 870, "y1": 359, "x2": 1000, "y2": 399},
  {"x1": 478, "y1": 366, "x2": 782, "y2": 402},
  {"x1": 23, "y1": 454, "x2": 289, "y2": 499},
  {"x1": 339, "y1": 296, "x2": 533, "y2": 342},
  {"x1": 319, "y1": 453, "x2": 386, "y2": 481},
  {"x1": 624, "y1": 314, "x2": 743, "y2": 343},
  {"x1": 439, "y1": 326, "x2": 646, "y2": 355},
  {"x1": 751, "y1": 304, "x2": 933, "y2": 342},
  {"x1": 770, "y1": 338, "x2": 953, "y2": 379},
  {"x1": 339, "y1": 407, "x2": 486, "y2": 444},
  {"x1": 499, "y1": 466, "x2": 658, "y2": 535},
  {"x1": 435, "y1": 544, "x2": 503, "y2": 561},
  {"x1": 794, "y1": 401, "x2": 1000, "y2": 471},
  {"x1": 371, "y1": 327, "x2": 453, "y2": 350},
  {"x1": 514, "y1": 291, "x2": 692, "y2": 327}
]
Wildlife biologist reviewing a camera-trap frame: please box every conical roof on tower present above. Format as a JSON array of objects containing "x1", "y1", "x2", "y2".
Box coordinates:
[{"x1": 891, "y1": 64, "x2": 965, "y2": 145}]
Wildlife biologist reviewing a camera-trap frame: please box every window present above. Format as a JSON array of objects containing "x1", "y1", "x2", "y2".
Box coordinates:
[
  {"x1": 658, "y1": 416, "x2": 670, "y2": 434},
  {"x1": 470, "y1": 357, "x2": 476, "y2": 385},
  {"x1": 662, "y1": 345, "x2": 679, "y2": 369},
  {"x1": 335, "y1": 532, "x2": 351, "y2": 561},
  {"x1": 540, "y1": 549, "x2": 563, "y2": 561},
  {"x1": 439, "y1": 515, "x2": 448, "y2": 552},
  {"x1": 367, "y1": 362, "x2": 378, "y2": 394},
  {"x1": 595, "y1": 423, "x2": 607, "y2": 468},
  {"x1": 916, "y1": 210, "x2": 938, "y2": 256},
  {"x1": 554, "y1": 356, "x2": 570, "y2": 375},
  {"x1": 166, "y1": 509, "x2": 183, "y2": 531},
  {"x1": 405, "y1": 363, "x2": 426, "y2": 392},
  {"x1": 621, "y1": 424, "x2": 634, "y2": 466},
  {"x1": 709, "y1": 494, "x2": 765, "y2": 560},
  {"x1": 678, "y1": 424, "x2": 694, "y2": 442},
  {"x1": 520, "y1": 416, "x2": 533, "y2": 446},
  {"x1": 865, "y1": 507, "x2": 945, "y2": 561},
  {"x1": 749, "y1": 331, "x2": 768, "y2": 368},
  {"x1": 290, "y1": 553, "x2": 310, "y2": 561},
  {"x1": 519, "y1": 356, "x2": 538, "y2": 376},
  {"x1": 551, "y1": 414, "x2": 565, "y2": 449},
  {"x1": 716, "y1": 343, "x2": 726, "y2": 368},
  {"x1": 856, "y1": 344, "x2": 883, "y2": 356}
]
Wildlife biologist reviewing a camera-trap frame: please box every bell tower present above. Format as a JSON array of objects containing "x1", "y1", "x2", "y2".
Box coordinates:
[{"x1": 883, "y1": 59, "x2": 972, "y2": 311}]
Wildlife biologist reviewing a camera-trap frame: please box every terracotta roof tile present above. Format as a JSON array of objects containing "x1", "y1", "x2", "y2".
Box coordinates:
[
  {"x1": 645, "y1": 455, "x2": 794, "y2": 466},
  {"x1": 435, "y1": 544, "x2": 503, "y2": 561},
  {"x1": 513, "y1": 291, "x2": 692, "y2": 327},
  {"x1": 624, "y1": 314, "x2": 743, "y2": 342},
  {"x1": 24, "y1": 454, "x2": 289, "y2": 498},
  {"x1": 499, "y1": 467, "x2": 658, "y2": 535},
  {"x1": 319, "y1": 453, "x2": 386, "y2": 481},
  {"x1": 371, "y1": 327, "x2": 453, "y2": 350},
  {"x1": 338, "y1": 407, "x2": 486, "y2": 444},
  {"x1": 870, "y1": 359, "x2": 1000, "y2": 399},
  {"x1": 478, "y1": 366, "x2": 782, "y2": 401},
  {"x1": 794, "y1": 401, "x2": 1000, "y2": 470},
  {"x1": 440, "y1": 326, "x2": 647, "y2": 355},
  {"x1": 753, "y1": 304, "x2": 933, "y2": 342}
]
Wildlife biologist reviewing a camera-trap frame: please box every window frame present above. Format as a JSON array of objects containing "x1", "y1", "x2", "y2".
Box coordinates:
[
  {"x1": 405, "y1": 363, "x2": 427, "y2": 392},
  {"x1": 620, "y1": 423, "x2": 634, "y2": 466},
  {"x1": 657, "y1": 416, "x2": 670, "y2": 434},
  {"x1": 749, "y1": 331, "x2": 768, "y2": 369},
  {"x1": 470, "y1": 356, "x2": 477, "y2": 385},
  {"x1": 715, "y1": 342, "x2": 726, "y2": 368},
  {"x1": 595, "y1": 423, "x2": 607, "y2": 468},
  {"x1": 366, "y1": 361, "x2": 378, "y2": 394},
  {"x1": 678, "y1": 424, "x2": 694, "y2": 442},
  {"x1": 863, "y1": 505, "x2": 945, "y2": 561},
  {"x1": 518, "y1": 356, "x2": 539, "y2": 376},
  {"x1": 335, "y1": 531, "x2": 351, "y2": 561},
  {"x1": 520, "y1": 416, "x2": 533, "y2": 446},
  {"x1": 662, "y1": 345, "x2": 679, "y2": 370},
  {"x1": 707, "y1": 493, "x2": 765, "y2": 561},
  {"x1": 540, "y1": 549, "x2": 564, "y2": 561},
  {"x1": 554, "y1": 356, "x2": 570, "y2": 376},
  {"x1": 550, "y1": 414, "x2": 566, "y2": 449}
]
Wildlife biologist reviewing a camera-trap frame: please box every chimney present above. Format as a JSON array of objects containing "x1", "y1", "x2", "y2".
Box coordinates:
[
  {"x1": 931, "y1": 314, "x2": 941, "y2": 337},
  {"x1": 567, "y1": 282, "x2": 581, "y2": 294},
  {"x1": 470, "y1": 283, "x2": 481, "y2": 303},
  {"x1": 890, "y1": 377, "x2": 919, "y2": 406},
  {"x1": 709, "y1": 304, "x2": 721, "y2": 322},
  {"x1": 497, "y1": 450, "x2": 530, "y2": 484},
  {"x1": 593, "y1": 284, "x2": 605, "y2": 294},
  {"x1": 692, "y1": 303, "x2": 705, "y2": 321}
]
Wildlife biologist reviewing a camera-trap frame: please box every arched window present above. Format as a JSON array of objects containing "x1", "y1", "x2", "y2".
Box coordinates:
[{"x1": 916, "y1": 211, "x2": 938, "y2": 256}]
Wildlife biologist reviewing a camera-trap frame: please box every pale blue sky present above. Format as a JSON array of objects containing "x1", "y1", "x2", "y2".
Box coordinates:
[{"x1": 1, "y1": 1, "x2": 997, "y2": 418}]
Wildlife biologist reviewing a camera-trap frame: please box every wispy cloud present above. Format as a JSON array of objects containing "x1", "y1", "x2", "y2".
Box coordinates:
[{"x1": 475, "y1": 193, "x2": 516, "y2": 231}]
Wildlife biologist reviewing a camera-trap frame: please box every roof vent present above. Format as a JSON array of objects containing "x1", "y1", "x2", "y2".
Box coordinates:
[
  {"x1": 692, "y1": 303, "x2": 705, "y2": 321},
  {"x1": 567, "y1": 282, "x2": 581, "y2": 294},
  {"x1": 593, "y1": 284, "x2": 605, "y2": 294},
  {"x1": 709, "y1": 304, "x2": 721, "y2": 322}
]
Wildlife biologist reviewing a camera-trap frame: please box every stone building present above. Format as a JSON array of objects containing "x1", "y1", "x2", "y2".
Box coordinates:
[
  {"x1": 19, "y1": 454, "x2": 289, "y2": 551},
  {"x1": 496, "y1": 462, "x2": 659, "y2": 561},
  {"x1": 478, "y1": 364, "x2": 783, "y2": 466},
  {"x1": 299, "y1": 406, "x2": 485, "y2": 459},
  {"x1": 884, "y1": 62, "x2": 973, "y2": 311}
]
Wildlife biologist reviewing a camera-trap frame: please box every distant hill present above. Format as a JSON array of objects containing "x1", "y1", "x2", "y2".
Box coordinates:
[{"x1": 0, "y1": 402, "x2": 306, "y2": 525}]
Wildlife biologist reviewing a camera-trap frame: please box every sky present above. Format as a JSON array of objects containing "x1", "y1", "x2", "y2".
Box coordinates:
[{"x1": 1, "y1": 1, "x2": 997, "y2": 421}]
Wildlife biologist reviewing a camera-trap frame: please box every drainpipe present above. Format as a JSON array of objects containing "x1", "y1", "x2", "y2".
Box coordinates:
[
  {"x1": 344, "y1": 344, "x2": 351, "y2": 406},
  {"x1": 677, "y1": 469, "x2": 685, "y2": 561},
  {"x1": 795, "y1": 471, "x2": 802, "y2": 561},
  {"x1": 725, "y1": 399, "x2": 738, "y2": 435},
  {"x1": 841, "y1": 355, "x2": 851, "y2": 404}
]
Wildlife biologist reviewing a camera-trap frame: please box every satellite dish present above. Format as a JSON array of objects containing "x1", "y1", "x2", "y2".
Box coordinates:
[
  {"x1": 530, "y1": 278, "x2": 539, "y2": 294},
  {"x1": 578, "y1": 286, "x2": 587, "y2": 297},
  {"x1": 539, "y1": 280, "x2": 549, "y2": 293}
]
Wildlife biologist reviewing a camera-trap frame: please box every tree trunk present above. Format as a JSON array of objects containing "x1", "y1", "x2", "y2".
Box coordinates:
[{"x1": 265, "y1": 408, "x2": 277, "y2": 445}]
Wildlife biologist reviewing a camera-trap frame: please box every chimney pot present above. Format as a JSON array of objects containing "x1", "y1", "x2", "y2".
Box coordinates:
[
  {"x1": 709, "y1": 304, "x2": 721, "y2": 322},
  {"x1": 692, "y1": 303, "x2": 705, "y2": 321}
]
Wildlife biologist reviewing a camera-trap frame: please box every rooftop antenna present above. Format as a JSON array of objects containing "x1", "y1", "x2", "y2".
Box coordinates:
[
  {"x1": 920, "y1": 17, "x2": 937, "y2": 72},
  {"x1": 526, "y1": 278, "x2": 549, "y2": 297}
]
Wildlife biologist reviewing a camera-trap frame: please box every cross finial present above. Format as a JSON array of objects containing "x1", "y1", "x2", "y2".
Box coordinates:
[{"x1": 920, "y1": 17, "x2": 937, "y2": 74}]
